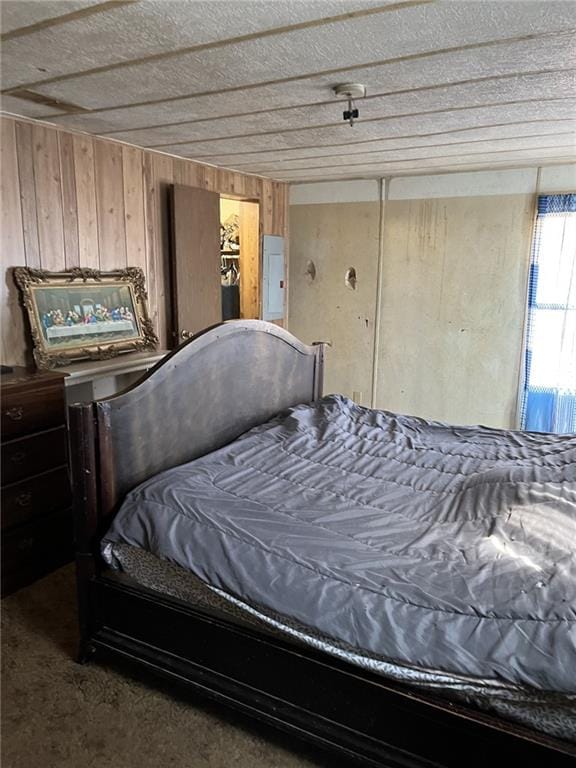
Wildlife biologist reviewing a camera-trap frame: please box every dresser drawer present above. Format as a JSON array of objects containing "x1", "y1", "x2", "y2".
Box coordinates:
[
  {"x1": 1, "y1": 466, "x2": 71, "y2": 530},
  {"x1": 1, "y1": 507, "x2": 73, "y2": 597},
  {"x1": 1, "y1": 383, "x2": 66, "y2": 440},
  {"x1": 1, "y1": 427, "x2": 68, "y2": 486}
]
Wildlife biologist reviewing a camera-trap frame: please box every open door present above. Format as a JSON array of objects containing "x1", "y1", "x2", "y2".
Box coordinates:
[{"x1": 169, "y1": 184, "x2": 221, "y2": 345}]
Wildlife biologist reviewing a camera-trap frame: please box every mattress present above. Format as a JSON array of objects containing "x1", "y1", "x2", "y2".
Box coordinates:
[{"x1": 102, "y1": 395, "x2": 576, "y2": 696}]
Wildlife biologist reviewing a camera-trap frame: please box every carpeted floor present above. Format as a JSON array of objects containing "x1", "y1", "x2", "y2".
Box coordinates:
[{"x1": 1, "y1": 565, "x2": 355, "y2": 768}]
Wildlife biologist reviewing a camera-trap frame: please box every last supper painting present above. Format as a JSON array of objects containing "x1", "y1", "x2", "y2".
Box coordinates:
[{"x1": 13, "y1": 268, "x2": 158, "y2": 368}]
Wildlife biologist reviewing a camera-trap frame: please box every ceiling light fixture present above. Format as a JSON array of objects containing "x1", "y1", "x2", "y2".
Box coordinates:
[{"x1": 333, "y1": 83, "x2": 366, "y2": 127}]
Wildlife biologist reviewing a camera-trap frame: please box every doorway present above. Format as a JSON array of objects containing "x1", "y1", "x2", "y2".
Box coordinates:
[
  {"x1": 220, "y1": 198, "x2": 260, "y2": 321},
  {"x1": 169, "y1": 186, "x2": 261, "y2": 347}
]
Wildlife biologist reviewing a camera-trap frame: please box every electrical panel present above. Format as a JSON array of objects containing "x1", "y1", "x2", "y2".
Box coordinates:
[{"x1": 262, "y1": 235, "x2": 285, "y2": 321}]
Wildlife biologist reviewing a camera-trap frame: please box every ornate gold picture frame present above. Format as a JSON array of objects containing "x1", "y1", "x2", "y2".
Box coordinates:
[{"x1": 13, "y1": 267, "x2": 158, "y2": 369}]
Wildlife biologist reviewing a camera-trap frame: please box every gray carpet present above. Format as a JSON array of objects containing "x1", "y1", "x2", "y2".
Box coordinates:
[{"x1": 1, "y1": 565, "x2": 353, "y2": 768}]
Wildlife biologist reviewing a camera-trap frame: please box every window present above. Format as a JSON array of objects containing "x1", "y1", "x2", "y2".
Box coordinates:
[{"x1": 520, "y1": 194, "x2": 576, "y2": 433}]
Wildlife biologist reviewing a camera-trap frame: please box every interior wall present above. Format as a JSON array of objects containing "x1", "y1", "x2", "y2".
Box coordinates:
[
  {"x1": 288, "y1": 202, "x2": 380, "y2": 403},
  {"x1": 289, "y1": 165, "x2": 576, "y2": 428},
  {"x1": 377, "y1": 194, "x2": 533, "y2": 427},
  {"x1": 0, "y1": 114, "x2": 288, "y2": 367}
]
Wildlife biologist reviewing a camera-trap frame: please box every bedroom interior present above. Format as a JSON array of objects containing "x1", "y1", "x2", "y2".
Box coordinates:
[{"x1": 1, "y1": 1, "x2": 575, "y2": 767}]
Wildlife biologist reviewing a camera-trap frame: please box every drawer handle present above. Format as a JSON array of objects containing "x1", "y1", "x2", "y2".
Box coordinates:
[
  {"x1": 10, "y1": 450, "x2": 26, "y2": 464},
  {"x1": 15, "y1": 492, "x2": 32, "y2": 507},
  {"x1": 6, "y1": 406, "x2": 24, "y2": 421}
]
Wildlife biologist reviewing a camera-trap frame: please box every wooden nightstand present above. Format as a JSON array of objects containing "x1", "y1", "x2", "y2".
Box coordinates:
[{"x1": 1, "y1": 367, "x2": 73, "y2": 597}]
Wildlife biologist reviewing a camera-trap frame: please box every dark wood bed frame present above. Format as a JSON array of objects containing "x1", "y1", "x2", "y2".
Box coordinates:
[{"x1": 69, "y1": 320, "x2": 575, "y2": 767}]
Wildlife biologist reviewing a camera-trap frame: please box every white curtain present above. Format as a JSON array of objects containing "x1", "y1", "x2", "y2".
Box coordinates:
[{"x1": 521, "y1": 194, "x2": 576, "y2": 433}]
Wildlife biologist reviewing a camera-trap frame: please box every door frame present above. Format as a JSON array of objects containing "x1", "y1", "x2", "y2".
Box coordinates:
[{"x1": 219, "y1": 194, "x2": 262, "y2": 321}]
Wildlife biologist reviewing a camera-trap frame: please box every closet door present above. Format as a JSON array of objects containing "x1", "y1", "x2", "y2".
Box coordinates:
[{"x1": 169, "y1": 184, "x2": 222, "y2": 345}]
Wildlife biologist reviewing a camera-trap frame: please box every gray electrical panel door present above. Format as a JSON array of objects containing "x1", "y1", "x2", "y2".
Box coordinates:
[{"x1": 262, "y1": 235, "x2": 285, "y2": 321}]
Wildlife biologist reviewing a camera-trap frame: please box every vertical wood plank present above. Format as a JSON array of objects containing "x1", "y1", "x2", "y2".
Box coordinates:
[
  {"x1": 216, "y1": 167, "x2": 250, "y2": 198},
  {"x1": 73, "y1": 134, "x2": 99, "y2": 268},
  {"x1": 202, "y1": 165, "x2": 216, "y2": 192},
  {"x1": 143, "y1": 153, "x2": 159, "y2": 340},
  {"x1": 14, "y1": 121, "x2": 40, "y2": 268},
  {"x1": 122, "y1": 145, "x2": 146, "y2": 273},
  {"x1": 173, "y1": 158, "x2": 203, "y2": 188},
  {"x1": 231, "y1": 171, "x2": 248, "y2": 198},
  {"x1": 239, "y1": 201, "x2": 260, "y2": 320},
  {"x1": 278, "y1": 181, "x2": 288, "y2": 235},
  {"x1": 261, "y1": 178, "x2": 275, "y2": 234},
  {"x1": 2, "y1": 118, "x2": 25, "y2": 256},
  {"x1": 58, "y1": 132, "x2": 80, "y2": 268},
  {"x1": 32, "y1": 124, "x2": 65, "y2": 270},
  {"x1": 216, "y1": 168, "x2": 233, "y2": 196},
  {"x1": 244, "y1": 174, "x2": 262, "y2": 201},
  {"x1": 0, "y1": 117, "x2": 27, "y2": 365},
  {"x1": 94, "y1": 139, "x2": 126, "y2": 270},
  {"x1": 271, "y1": 181, "x2": 283, "y2": 235}
]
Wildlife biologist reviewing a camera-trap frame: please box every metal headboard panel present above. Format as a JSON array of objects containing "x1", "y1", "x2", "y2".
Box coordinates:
[{"x1": 70, "y1": 321, "x2": 324, "y2": 542}]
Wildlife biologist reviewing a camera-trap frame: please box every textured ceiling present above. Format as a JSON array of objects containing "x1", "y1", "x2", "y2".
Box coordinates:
[{"x1": 1, "y1": 0, "x2": 575, "y2": 181}]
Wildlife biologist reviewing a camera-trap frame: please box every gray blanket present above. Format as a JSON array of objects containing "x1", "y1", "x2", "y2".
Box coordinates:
[{"x1": 102, "y1": 395, "x2": 576, "y2": 692}]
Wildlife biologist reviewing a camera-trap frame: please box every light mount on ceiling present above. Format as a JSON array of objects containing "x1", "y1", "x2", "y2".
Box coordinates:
[{"x1": 333, "y1": 83, "x2": 366, "y2": 127}]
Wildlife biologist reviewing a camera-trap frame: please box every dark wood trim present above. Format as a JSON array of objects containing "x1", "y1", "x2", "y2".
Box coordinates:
[
  {"x1": 94, "y1": 402, "x2": 117, "y2": 531},
  {"x1": 68, "y1": 401, "x2": 99, "y2": 659},
  {"x1": 69, "y1": 402, "x2": 99, "y2": 552},
  {"x1": 86, "y1": 576, "x2": 576, "y2": 767}
]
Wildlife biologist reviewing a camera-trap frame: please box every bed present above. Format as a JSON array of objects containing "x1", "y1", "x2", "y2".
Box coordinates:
[{"x1": 69, "y1": 320, "x2": 576, "y2": 767}]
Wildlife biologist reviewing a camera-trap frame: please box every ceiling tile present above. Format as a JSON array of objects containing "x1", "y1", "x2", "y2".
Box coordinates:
[
  {"x1": 0, "y1": 0, "x2": 104, "y2": 34},
  {"x1": 275, "y1": 147, "x2": 576, "y2": 180},
  {"x1": 0, "y1": 0, "x2": 396, "y2": 89},
  {"x1": 26, "y1": 2, "x2": 576, "y2": 109},
  {"x1": 0, "y1": 93, "x2": 65, "y2": 117},
  {"x1": 45, "y1": 31, "x2": 576, "y2": 136},
  {"x1": 237, "y1": 135, "x2": 576, "y2": 174},
  {"x1": 154, "y1": 100, "x2": 576, "y2": 156},
  {"x1": 199, "y1": 122, "x2": 575, "y2": 165},
  {"x1": 94, "y1": 70, "x2": 574, "y2": 148}
]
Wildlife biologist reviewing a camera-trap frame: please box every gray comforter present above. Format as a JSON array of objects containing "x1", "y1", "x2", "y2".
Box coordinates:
[{"x1": 102, "y1": 395, "x2": 576, "y2": 692}]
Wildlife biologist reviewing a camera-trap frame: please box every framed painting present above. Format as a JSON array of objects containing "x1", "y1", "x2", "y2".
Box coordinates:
[{"x1": 13, "y1": 267, "x2": 158, "y2": 369}]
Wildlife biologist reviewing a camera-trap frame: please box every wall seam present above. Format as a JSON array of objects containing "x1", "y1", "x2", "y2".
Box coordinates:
[{"x1": 370, "y1": 176, "x2": 388, "y2": 408}]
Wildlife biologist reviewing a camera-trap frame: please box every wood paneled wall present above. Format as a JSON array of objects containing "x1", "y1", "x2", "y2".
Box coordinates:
[{"x1": 0, "y1": 115, "x2": 289, "y2": 366}]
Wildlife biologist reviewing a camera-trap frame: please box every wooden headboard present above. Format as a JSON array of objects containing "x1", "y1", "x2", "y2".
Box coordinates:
[{"x1": 69, "y1": 320, "x2": 324, "y2": 557}]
